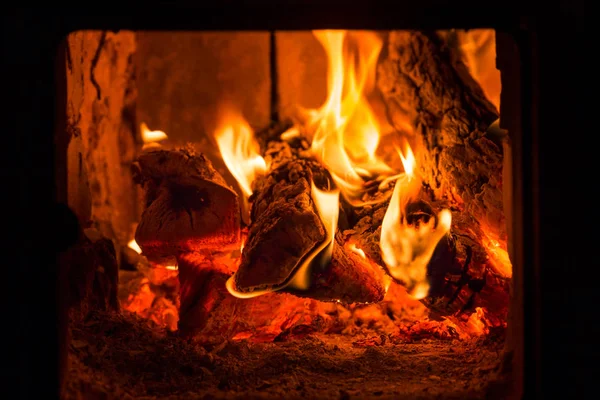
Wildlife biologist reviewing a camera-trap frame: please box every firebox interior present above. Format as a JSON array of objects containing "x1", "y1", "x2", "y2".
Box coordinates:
[{"x1": 61, "y1": 29, "x2": 514, "y2": 399}]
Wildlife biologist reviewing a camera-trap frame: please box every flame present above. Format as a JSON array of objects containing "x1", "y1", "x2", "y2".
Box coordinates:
[
  {"x1": 379, "y1": 144, "x2": 452, "y2": 299},
  {"x1": 140, "y1": 122, "x2": 168, "y2": 143},
  {"x1": 226, "y1": 181, "x2": 340, "y2": 298},
  {"x1": 288, "y1": 182, "x2": 340, "y2": 290},
  {"x1": 454, "y1": 29, "x2": 501, "y2": 110},
  {"x1": 128, "y1": 239, "x2": 142, "y2": 254},
  {"x1": 215, "y1": 110, "x2": 267, "y2": 204},
  {"x1": 348, "y1": 242, "x2": 366, "y2": 259},
  {"x1": 302, "y1": 30, "x2": 396, "y2": 205}
]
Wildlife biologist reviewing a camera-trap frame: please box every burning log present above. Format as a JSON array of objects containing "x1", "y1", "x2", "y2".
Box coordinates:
[
  {"x1": 132, "y1": 147, "x2": 241, "y2": 261},
  {"x1": 372, "y1": 31, "x2": 510, "y2": 317},
  {"x1": 232, "y1": 140, "x2": 387, "y2": 303}
]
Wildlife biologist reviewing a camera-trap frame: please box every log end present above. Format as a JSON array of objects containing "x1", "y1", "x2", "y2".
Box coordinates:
[
  {"x1": 135, "y1": 180, "x2": 241, "y2": 260},
  {"x1": 235, "y1": 178, "x2": 326, "y2": 292}
]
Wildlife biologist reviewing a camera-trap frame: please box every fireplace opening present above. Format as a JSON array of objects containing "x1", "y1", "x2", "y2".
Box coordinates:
[{"x1": 60, "y1": 29, "x2": 515, "y2": 399}]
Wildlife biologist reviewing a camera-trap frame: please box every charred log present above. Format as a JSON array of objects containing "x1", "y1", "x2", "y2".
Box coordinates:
[
  {"x1": 285, "y1": 235, "x2": 388, "y2": 303},
  {"x1": 364, "y1": 31, "x2": 510, "y2": 318},
  {"x1": 378, "y1": 31, "x2": 505, "y2": 246},
  {"x1": 234, "y1": 140, "x2": 386, "y2": 303},
  {"x1": 132, "y1": 147, "x2": 241, "y2": 261}
]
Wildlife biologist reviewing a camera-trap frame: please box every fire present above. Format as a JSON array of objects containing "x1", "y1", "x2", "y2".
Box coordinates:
[
  {"x1": 302, "y1": 30, "x2": 396, "y2": 205},
  {"x1": 454, "y1": 29, "x2": 501, "y2": 110},
  {"x1": 287, "y1": 182, "x2": 340, "y2": 290},
  {"x1": 215, "y1": 110, "x2": 267, "y2": 205},
  {"x1": 348, "y1": 242, "x2": 366, "y2": 259},
  {"x1": 379, "y1": 144, "x2": 452, "y2": 299},
  {"x1": 128, "y1": 239, "x2": 142, "y2": 254},
  {"x1": 140, "y1": 122, "x2": 168, "y2": 149}
]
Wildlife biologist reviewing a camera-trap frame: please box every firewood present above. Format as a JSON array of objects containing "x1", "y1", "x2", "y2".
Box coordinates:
[
  {"x1": 132, "y1": 147, "x2": 241, "y2": 261},
  {"x1": 284, "y1": 235, "x2": 388, "y2": 303},
  {"x1": 233, "y1": 140, "x2": 387, "y2": 303},
  {"x1": 353, "y1": 30, "x2": 511, "y2": 318},
  {"x1": 378, "y1": 31, "x2": 505, "y2": 248}
]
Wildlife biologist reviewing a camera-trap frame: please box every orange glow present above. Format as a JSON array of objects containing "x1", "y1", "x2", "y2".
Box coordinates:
[
  {"x1": 460, "y1": 307, "x2": 490, "y2": 336},
  {"x1": 140, "y1": 122, "x2": 168, "y2": 144},
  {"x1": 127, "y1": 239, "x2": 142, "y2": 254},
  {"x1": 215, "y1": 110, "x2": 267, "y2": 204},
  {"x1": 455, "y1": 29, "x2": 501, "y2": 110},
  {"x1": 379, "y1": 144, "x2": 452, "y2": 299},
  {"x1": 482, "y1": 231, "x2": 512, "y2": 277},
  {"x1": 301, "y1": 30, "x2": 397, "y2": 205}
]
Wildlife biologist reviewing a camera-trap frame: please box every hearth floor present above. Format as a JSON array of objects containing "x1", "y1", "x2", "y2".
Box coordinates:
[{"x1": 64, "y1": 311, "x2": 507, "y2": 399}]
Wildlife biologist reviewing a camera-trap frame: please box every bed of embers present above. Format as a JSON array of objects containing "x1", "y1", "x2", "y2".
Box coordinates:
[
  {"x1": 62, "y1": 29, "x2": 513, "y2": 399},
  {"x1": 65, "y1": 261, "x2": 508, "y2": 399}
]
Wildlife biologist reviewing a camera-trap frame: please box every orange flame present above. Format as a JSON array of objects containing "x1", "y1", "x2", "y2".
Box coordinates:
[
  {"x1": 140, "y1": 122, "x2": 168, "y2": 150},
  {"x1": 379, "y1": 144, "x2": 452, "y2": 299},
  {"x1": 127, "y1": 239, "x2": 142, "y2": 254},
  {"x1": 348, "y1": 242, "x2": 366, "y2": 259},
  {"x1": 454, "y1": 29, "x2": 500, "y2": 110},
  {"x1": 215, "y1": 110, "x2": 267, "y2": 208},
  {"x1": 302, "y1": 30, "x2": 396, "y2": 205}
]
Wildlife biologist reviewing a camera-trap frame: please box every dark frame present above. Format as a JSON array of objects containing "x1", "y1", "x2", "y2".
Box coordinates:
[{"x1": 4, "y1": 3, "x2": 585, "y2": 399}]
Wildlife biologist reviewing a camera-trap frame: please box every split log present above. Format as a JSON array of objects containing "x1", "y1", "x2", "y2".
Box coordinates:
[
  {"x1": 340, "y1": 30, "x2": 512, "y2": 317},
  {"x1": 177, "y1": 252, "x2": 333, "y2": 343},
  {"x1": 132, "y1": 147, "x2": 241, "y2": 261},
  {"x1": 233, "y1": 140, "x2": 387, "y2": 303}
]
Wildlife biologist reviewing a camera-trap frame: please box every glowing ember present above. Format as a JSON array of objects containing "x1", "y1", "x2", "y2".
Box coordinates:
[
  {"x1": 127, "y1": 239, "x2": 142, "y2": 254},
  {"x1": 379, "y1": 144, "x2": 452, "y2": 299},
  {"x1": 301, "y1": 30, "x2": 396, "y2": 205},
  {"x1": 140, "y1": 122, "x2": 168, "y2": 143},
  {"x1": 215, "y1": 110, "x2": 267, "y2": 206}
]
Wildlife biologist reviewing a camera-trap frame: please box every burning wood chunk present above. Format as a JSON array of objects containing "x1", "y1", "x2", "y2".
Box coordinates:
[
  {"x1": 233, "y1": 143, "x2": 387, "y2": 303},
  {"x1": 285, "y1": 237, "x2": 388, "y2": 304},
  {"x1": 132, "y1": 148, "x2": 241, "y2": 260},
  {"x1": 177, "y1": 252, "x2": 330, "y2": 343},
  {"x1": 372, "y1": 31, "x2": 511, "y2": 318},
  {"x1": 235, "y1": 171, "x2": 327, "y2": 291},
  {"x1": 378, "y1": 30, "x2": 505, "y2": 249}
]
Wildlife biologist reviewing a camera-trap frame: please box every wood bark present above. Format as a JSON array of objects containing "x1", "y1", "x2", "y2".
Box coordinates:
[
  {"x1": 234, "y1": 139, "x2": 387, "y2": 303},
  {"x1": 133, "y1": 147, "x2": 241, "y2": 261},
  {"x1": 65, "y1": 31, "x2": 138, "y2": 243},
  {"x1": 355, "y1": 31, "x2": 511, "y2": 317}
]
